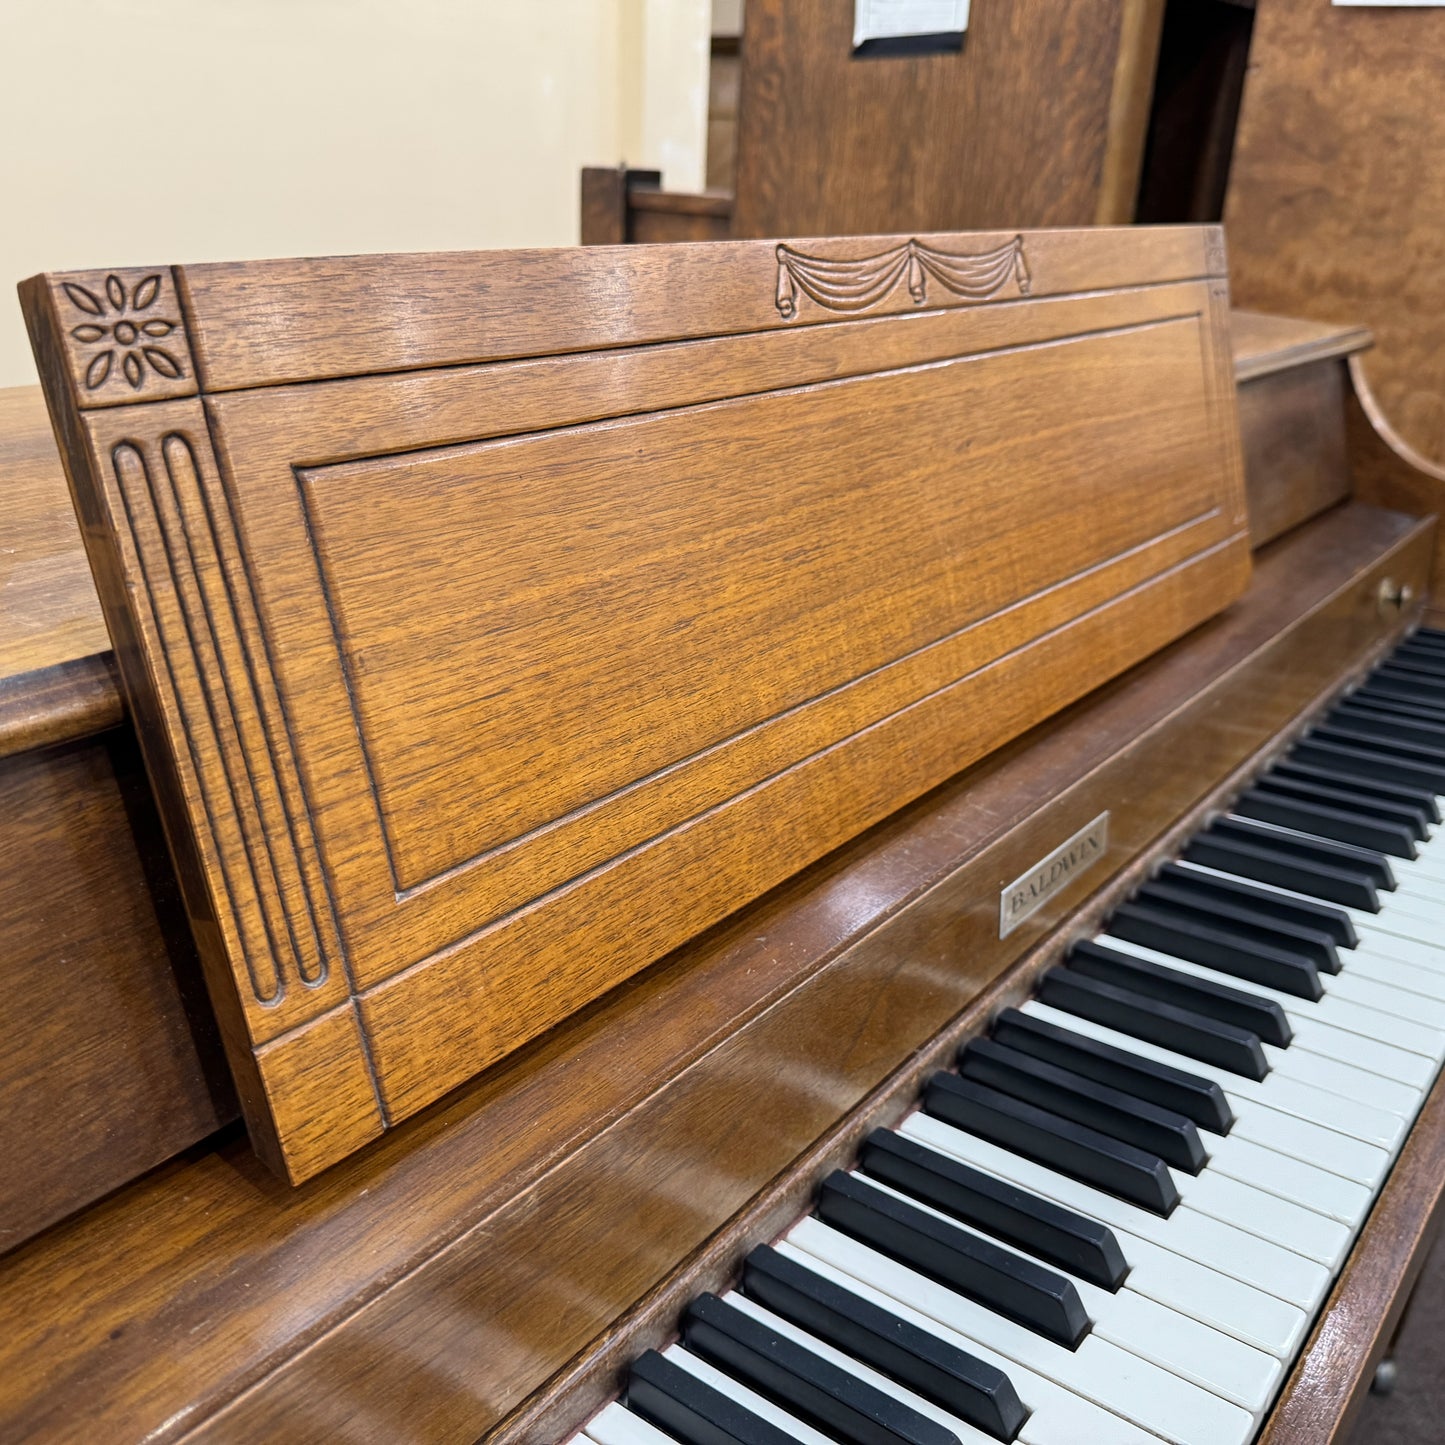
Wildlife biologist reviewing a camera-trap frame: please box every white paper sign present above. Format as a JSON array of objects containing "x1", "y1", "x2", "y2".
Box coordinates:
[{"x1": 853, "y1": 0, "x2": 971, "y2": 49}]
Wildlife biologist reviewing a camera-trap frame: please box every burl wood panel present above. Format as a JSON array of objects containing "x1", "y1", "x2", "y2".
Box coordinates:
[
  {"x1": 0, "y1": 733, "x2": 232, "y2": 1251},
  {"x1": 1226, "y1": 0, "x2": 1445, "y2": 466},
  {"x1": 21, "y1": 229, "x2": 1248, "y2": 1182},
  {"x1": 0, "y1": 503, "x2": 1418, "y2": 1445},
  {"x1": 731, "y1": 0, "x2": 1163, "y2": 239}
]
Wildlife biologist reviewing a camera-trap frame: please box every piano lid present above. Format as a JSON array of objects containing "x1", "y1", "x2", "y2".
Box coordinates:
[{"x1": 19, "y1": 226, "x2": 1249, "y2": 1182}]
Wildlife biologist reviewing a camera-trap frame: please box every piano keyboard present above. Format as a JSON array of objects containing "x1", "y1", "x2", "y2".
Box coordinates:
[{"x1": 574, "y1": 627, "x2": 1445, "y2": 1445}]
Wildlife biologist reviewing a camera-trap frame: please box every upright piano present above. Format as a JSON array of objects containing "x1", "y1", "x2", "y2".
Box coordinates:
[{"x1": 3, "y1": 225, "x2": 1444, "y2": 1443}]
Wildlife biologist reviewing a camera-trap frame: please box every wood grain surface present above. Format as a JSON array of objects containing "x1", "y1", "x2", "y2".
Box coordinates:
[
  {"x1": 1226, "y1": 0, "x2": 1445, "y2": 467},
  {"x1": 730, "y1": 0, "x2": 1163, "y2": 238},
  {"x1": 0, "y1": 731, "x2": 232, "y2": 1251},
  {"x1": 0, "y1": 385, "x2": 110, "y2": 682},
  {"x1": 21, "y1": 229, "x2": 1249, "y2": 1182},
  {"x1": 1230, "y1": 309, "x2": 1372, "y2": 385},
  {"x1": 0, "y1": 502, "x2": 1420, "y2": 1445},
  {"x1": 1238, "y1": 358, "x2": 1351, "y2": 548}
]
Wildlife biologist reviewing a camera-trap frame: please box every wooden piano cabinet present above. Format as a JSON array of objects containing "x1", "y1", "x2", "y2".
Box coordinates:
[
  {"x1": 0, "y1": 385, "x2": 233, "y2": 1251},
  {"x1": 21, "y1": 227, "x2": 1249, "y2": 1184},
  {"x1": 0, "y1": 501, "x2": 1420, "y2": 1445},
  {"x1": 0, "y1": 731, "x2": 233, "y2": 1250},
  {"x1": 1231, "y1": 311, "x2": 1373, "y2": 550}
]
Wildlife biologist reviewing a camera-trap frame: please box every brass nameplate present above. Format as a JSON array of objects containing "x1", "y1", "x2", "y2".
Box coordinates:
[{"x1": 999, "y1": 812, "x2": 1110, "y2": 938}]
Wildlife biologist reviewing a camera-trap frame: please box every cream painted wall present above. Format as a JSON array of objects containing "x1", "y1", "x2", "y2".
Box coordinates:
[{"x1": 0, "y1": 0, "x2": 709, "y2": 386}]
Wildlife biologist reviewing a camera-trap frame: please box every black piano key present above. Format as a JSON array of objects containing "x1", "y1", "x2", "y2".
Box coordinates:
[
  {"x1": 627, "y1": 1349, "x2": 795, "y2": 1445},
  {"x1": 1307, "y1": 721, "x2": 1445, "y2": 772},
  {"x1": 1036, "y1": 966, "x2": 1269, "y2": 1081},
  {"x1": 992, "y1": 1007, "x2": 1234, "y2": 1133},
  {"x1": 742, "y1": 1244, "x2": 1029, "y2": 1442},
  {"x1": 1133, "y1": 879, "x2": 1341, "y2": 972},
  {"x1": 859, "y1": 1129, "x2": 1128, "y2": 1290},
  {"x1": 1253, "y1": 774, "x2": 1432, "y2": 843},
  {"x1": 1211, "y1": 814, "x2": 1396, "y2": 890},
  {"x1": 1366, "y1": 666, "x2": 1445, "y2": 706},
  {"x1": 1155, "y1": 861, "x2": 1359, "y2": 947},
  {"x1": 1330, "y1": 702, "x2": 1445, "y2": 754},
  {"x1": 1269, "y1": 757, "x2": 1441, "y2": 826},
  {"x1": 1180, "y1": 831, "x2": 1381, "y2": 911},
  {"x1": 1068, "y1": 939, "x2": 1293, "y2": 1048},
  {"x1": 1336, "y1": 690, "x2": 1445, "y2": 727},
  {"x1": 1232, "y1": 789, "x2": 1418, "y2": 860},
  {"x1": 1391, "y1": 642, "x2": 1445, "y2": 673},
  {"x1": 816, "y1": 1172, "x2": 1092, "y2": 1348},
  {"x1": 1291, "y1": 733, "x2": 1445, "y2": 794},
  {"x1": 1106, "y1": 899, "x2": 1325, "y2": 999},
  {"x1": 959, "y1": 1037, "x2": 1208, "y2": 1173},
  {"x1": 922, "y1": 1071, "x2": 1180, "y2": 1217},
  {"x1": 683, "y1": 1293, "x2": 961, "y2": 1445},
  {"x1": 1378, "y1": 654, "x2": 1445, "y2": 683}
]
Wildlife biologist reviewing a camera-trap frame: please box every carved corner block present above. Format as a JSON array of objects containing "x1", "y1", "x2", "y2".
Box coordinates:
[
  {"x1": 1205, "y1": 227, "x2": 1228, "y2": 278},
  {"x1": 47, "y1": 267, "x2": 197, "y2": 408}
]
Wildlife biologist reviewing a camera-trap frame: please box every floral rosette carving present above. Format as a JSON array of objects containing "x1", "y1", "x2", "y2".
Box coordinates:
[{"x1": 63, "y1": 272, "x2": 185, "y2": 392}]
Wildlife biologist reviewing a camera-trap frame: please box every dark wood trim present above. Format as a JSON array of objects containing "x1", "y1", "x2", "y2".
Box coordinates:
[
  {"x1": 0, "y1": 653, "x2": 122, "y2": 759},
  {"x1": 1231, "y1": 310, "x2": 1373, "y2": 384}
]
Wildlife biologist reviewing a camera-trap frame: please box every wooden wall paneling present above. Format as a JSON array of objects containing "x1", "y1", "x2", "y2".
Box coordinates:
[
  {"x1": 730, "y1": 0, "x2": 1164, "y2": 239},
  {"x1": 1225, "y1": 0, "x2": 1445, "y2": 468},
  {"x1": 21, "y1": 230, "x2": 1249, "y2": 1181},
  {"x1": 0, "y1": 501, "x2": 1419, "y2": 1445}
]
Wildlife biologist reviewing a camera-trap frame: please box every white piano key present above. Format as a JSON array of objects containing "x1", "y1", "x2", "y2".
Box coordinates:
[
  {"x1": 857, "y1": 1173, "x2": 1283, "y2": 1415},
  {"x1": 1020, "y1": 997, "x2": 1418, "y2": 1135},
  {"x1": 1227, "y1": 1095, "x2": 1391, "y2": 1188},
  {"x1": 722, "y1": 1292, "x2": 1004, "y2": 1445},
  {"x1": 663, "y1": 1345, "x2": 836, "y2": 1444},
  {"x1": 1090, "y1": 1219, "x2": 1309, "y2": 1360},
  {"x1": 1204, "y1": 1133, "x2": 1372, "y2": 1226},
  {"x1": 584, "y1": 1403, "x2": 680, "y2": 1445},
  {"x1": 901, "y1": 1113, "x2": 1331, "y2": 1313},
  {"x1": 1094, "y1": 933, "x2": 1444, "y2": 1078},
  {"x1": 1342, "y1": 904, "x2": 1445, "y2": 949},
  {"x1": 772, "y1": 1239, "x2": 1164, "y2": 1445},
  {"x1": 786, "y1": 1218, "x2": 1257, "y2": 1445},
  {"x1": 1345, "y1": 945, "x2": 1445, "y2": 1002},
  {"x1": 1308, "y1": 966, "x2": 1445, "y2": 1030},
  {"x1": 1179, "y1": 1168, "x2": 1350, "y2": 1268}
]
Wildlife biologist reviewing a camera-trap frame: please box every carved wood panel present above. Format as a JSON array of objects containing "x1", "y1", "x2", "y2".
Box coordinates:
[{"x1": 20, "y1": 228, "x2": 1249, "y2": 1181}]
